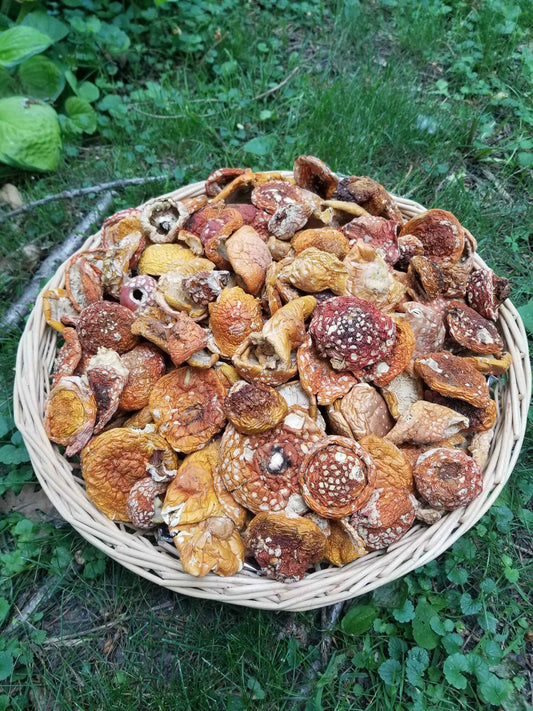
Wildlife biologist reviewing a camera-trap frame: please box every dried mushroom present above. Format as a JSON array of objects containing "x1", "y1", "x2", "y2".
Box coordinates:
[
  {"x1": 333, "y1": 175, "x2": 402, "y2": 221},
  {"x1": 43, "y1": 288, "x2": 79, "y2": 332},
  {"x1": 140, "y1": 196, "x2": 189, "y2": 243},
  {"x1": 162, "y1": 442, "x2": 224, "y2": 531},
  {"x1": 44, "y1": 376, "x2": 97, "y2": 456},
  {"x1": 51, "y1": 328, "x2": 82, "y2": 387},
  {"x1": 399, "y1": 209, "x2": 465, "y2": 264},
  {"x1": 81, "y1": 428, "x2": 177, "y2": 521},
  {"x1": 243, "y1": 511, "x2": 326, "y2": 582},
  {"x1": 118, "y1": 343, "x2": 166, "y2": 412},
  {"x1": 224, "y1": 381, "x2": 288, "y2": 435},
  {"x1": 299, "y1": 436, "x2": 376, "y2": 518},
  {"x1": 76, "y1": 301, "x2": 139, "y2": 355},
  {"x1": 413, "y1": 448, "x2": 483, "y2": 510},
  {"x1": 150, "y1": 367, "x2": 226, "y2": 453},
  {"x1": 309, "y1": 295, "x2": 396, "y2": 371},
  {"x1": 219, "y1": 407, "x2": 323, "y2": 513},
  {"x1": 350, "y1": 487, "x2": 418, "y2": 550},
  {"x1": 209, "y1": 286, "x2": 263, "y2": 357},
  {"x1": 174, "y1": 517, "x2": 245, "y2": 577},
  {"x1": 414, "y1": 352, "x2": 490, "y2": 408},
  {"x1": 126, "y1": 478, "x2": 167, "y2": 529},
  {"x1": 467, "y1": 267, "x2": 510, "y2": 320}
]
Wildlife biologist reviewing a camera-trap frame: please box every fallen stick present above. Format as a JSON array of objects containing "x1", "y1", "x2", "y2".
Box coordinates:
[
  {"x1": 0, "y1": 175, "x2": 167, "y2": 223},
  {"x1": 0, "y1": 191, "x2": 114, "y2": 332},
  {"x1": 252, "y1": 66, "x2": 300, "y2": 101}
]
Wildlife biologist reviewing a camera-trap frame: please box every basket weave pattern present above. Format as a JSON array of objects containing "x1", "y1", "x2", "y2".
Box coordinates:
[{"x1": 14, "y1": 179, "x2": 531, "y2": 611}]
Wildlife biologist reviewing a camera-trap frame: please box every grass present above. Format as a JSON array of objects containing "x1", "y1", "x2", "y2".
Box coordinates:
[{"x1": 0, "y1": 0, "x2": 532, "y2": 709}]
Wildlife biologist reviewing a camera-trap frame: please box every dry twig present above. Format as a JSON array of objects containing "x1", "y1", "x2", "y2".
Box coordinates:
[
  {"x1": 0, "y1": 175, "x2": 167, "y2": 223},
  {"x1": 252, "y1": 66, "x2": 300, "y2": 101}
]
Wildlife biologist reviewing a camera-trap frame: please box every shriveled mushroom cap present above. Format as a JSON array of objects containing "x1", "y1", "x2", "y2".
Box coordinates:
[
  {"x1": 359, "y1": 435, "x2": 414, "y2": 492},
  {"x1": 43, "y1": 288, "x2": 79, "y2": 332},
  {"x1": 466, "y1": 267, "x2": 510, "y2": 321},
  {"x1": 65, "y1": 251, "x2": 104, "y2": 312},
  {"x1": 293, "y1": 155, "x2": 338, "y2": 199},
  {"x1": 446, "y1": 301, "x2": 504, "y2": 355},
  {"x1": 299, "y1": 435, "x2": 376, "y2": 519},
  {"x1": 118, "y1": 343, "x2": 166, "y2": 412},
  {"x1": 339, "y1": 383, "x2": 394, "y2": 439},
  {"x1": 297, "y1": 335, "x2": 356, "y2": 406},
  {"x1": 292, "y1": 228, "x2": 349, "y2": 259},
  {"x1": 309, "y1": 296, "x2": 396, "y2": 371},
  {"x1": 385, "y1": 400, "x2": 469, "y2": 445},
  {"x1": 413, "y1": 447, "x2": 483, "y2": 510},
  {"x1": 225, "y1": 225, "x2": 272, "y2": 295},
  {"x1": 51, "y1": 328, "x2": 82, "y2": 388},
  {"x1": 220, "y1": 407, "x2": 324, "y2": 514},
  {"x1": 209, "y1": 286, "x2": 263, "y2": 358},
  {"x1": 332, "y1": 175, "x2": 402, "y2": 221},
  {"x1": 162, "y1": 441, "x2": 224, "y2": 531},
  {"x1": 243, "y1": 511, "x2": 326, "y2": 582},
  {"x1": 321, "y1": 518, "x2": 367, "y2": 567},
  {"x1": 149, "y1": 367, "x2": 226, "y2": 453},
  {"x1": 350, "y1": 487, "x2": 418, "y2": 550},
  {"x1": 137, "y1": 244, "x2": 196, "y2": 276},
  {"x1": 76, "y1": 301, "x2": 139, "y2": 355},
  {"x1": 174, "y1": 517, "x2": 245, "y2": 577},
  {"x1": 224, "y1": 381, "x2": 288, "y2": 435},
  {"x1": 126, "y1": 477, "x2": 167, "y2": 529},
  {"x1": 381, "y1": 370, "x2": 424, "y2": 420},
  {"x1": 399, "y1": 209, "x2": 465, "y2": 264},
  {"x1": 86, "y1": 348, "x2": 129, "y2": 434},
  {"x1": 44, "y1": 375, "x2": 97, "y2": 457},
  {"x1": 81, "y1": 428, "x2": 177, "y2": 522},
  {"x1": 363, "y1": 319, "x2": 415, "y2": 387},
  {"x1": 414, "y1": 352, "x2": 490, "y2": 408}
]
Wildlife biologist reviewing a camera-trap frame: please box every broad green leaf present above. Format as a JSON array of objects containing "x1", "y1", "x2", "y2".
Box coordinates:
[
  {"x1": 64, "y1": 97, "x2": 97, "y2": 134},
  {"x1": 341, "y1": 604, "x2": 378, "y2": 636},
  {"x1": 77, "y1": 81, "x2": 99, "y2": 103},
  {"x1": 18, "y1": 55, "x2": 64, "y2": 100},
  {"x1": 460, "y1": 593, "x2": 482, "y2": 616},
  {"x1": 412, "y1": 599, "x2": 440, "y2": 650},
  {"x1": 99, "y1": 23, "x2": 130, "y2": 56},
  {"x1": 392, "y1": 599, "x2": 415, "y2": 623},
  {"x1": 0, "y1": 67, "x2": 16, "y2": 98},
  {"x1": 243, "y1": 134, "x2": 277, "y2": 156},
  {"x1": 20, "y1": 10, "x2": 69, "y2": 42},
  {"x1": 406, "y1": 647, "x2": 429, "y2": 687},
  {"x1": 378, "y1": 659, "x2": 402, "y2": 685},
  {"x1": 443, "y1": 653, "x2": 468, "y2": 689},
  {"x1": 0, "y1": 97, "x2": 61, "y2": 171},
  {"x1": 478, "y1": 674, "x2": 512, "y2": 706},
  {"x1": 0, "y1": 27, "x2": 52, "y2": 68},
  {"x1": 388, "y1": 637, "x2": 408, "y2": 660},
  {"x1": 0, "y1": 652, "x2": 13, "y2": 682},
  {"x1": 465, "y1": 653, "x2": 490, "y2": 683},
  {"x1": 0, "y1": 443, "x2": 29, "y2": 464}
]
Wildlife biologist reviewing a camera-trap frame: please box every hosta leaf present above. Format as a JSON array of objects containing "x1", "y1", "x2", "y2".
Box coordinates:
[
  {"x1": 0, "y1": 67, "x2": 17, "y2": 98},
  {"x1": 20, "y1": 10, "x2": 69, "y2": 42},
  {"x1": 18, "y1": 55, "x2": 65, "y2": 100},
  {"x1": 0, "y1": 27, "x2": 52, "y2": 68},
  {"x1": 0, "y1": 97, "x2": 61, "y2": 171}
]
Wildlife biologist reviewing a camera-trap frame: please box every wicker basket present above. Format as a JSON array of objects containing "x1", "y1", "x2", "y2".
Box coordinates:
[{"x1": 13, "y1": 177, "x2": 531, "y2": 611}]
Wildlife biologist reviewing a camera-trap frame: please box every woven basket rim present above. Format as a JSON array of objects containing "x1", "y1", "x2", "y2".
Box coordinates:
[{"x1": 13, "y1": 175, "x2": 531, "y2": 611}]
